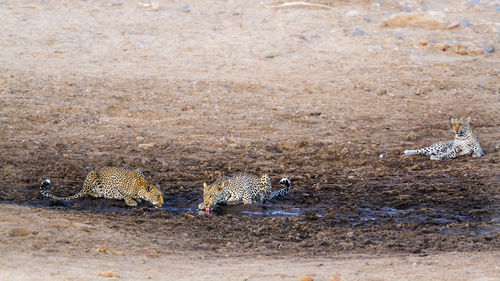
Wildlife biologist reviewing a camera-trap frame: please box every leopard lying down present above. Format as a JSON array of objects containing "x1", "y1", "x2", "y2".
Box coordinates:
[
  {"x1": 40, "y1": 167, "x2": 164, "y2": 207},
  {"x1": 198, "y1": 173, "x2": 291, "y2": 214},
  {"x1": 404, "y1": 116, "x2": 484, "y2": 160}
]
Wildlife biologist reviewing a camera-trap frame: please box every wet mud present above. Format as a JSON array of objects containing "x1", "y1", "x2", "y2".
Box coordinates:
[{"x1": 2, "y1": 140, "x2": 498, "y2": 257}]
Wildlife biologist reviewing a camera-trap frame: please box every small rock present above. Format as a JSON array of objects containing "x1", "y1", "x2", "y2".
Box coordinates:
[
  {"x1": 290, "y1": 33, "x2": 307, "y2": 41},
  {"x1": 138, "y1": 1, "x2": 160, "y2": 11},
  {"x1": 454, "y1": 44, "x2": 468, "y2": 55},
  {"x1": 363, "y1": 15, "x2": 372, "y2": 22},
  {"x1": 472, "y1": 49, "x2": 484, "y2": 55},
  {"x1": 381, "y1": 11, "x2": 448, "y2": 28},
  {"x1": 146, "y1": 252, "x2": 159, "y2": 259},
  {"x1": 346, "y1": 10, "x2": 360, "y2": 17},
  {"x1": 94, "y1": 245, "x2": 111, "y2": 254},
  {"x1": 480, "y1": 45, "x2": 495, "y2": 53},
  {"x1": 447, "y1": 22, "x2": 460, "y2": 29},
  {"x1": 8, "y1": 228, "x2": 30, "y2": 237},
  {"x1": 111, "y1": 2, "x2": 123, "y2": 6},
  {"x1": 98, "y1": 271, "x2": 120, "y2": 278},
  {"x1": 352, "y1": 28, "x2": 367, "y2": 36},
  {"x1": 401, "y1": 6, "x2": 412, "y2": 12},
  {"x1": 467, "y1": 0, "x2": 480, "y2": 7},
  {"x1": 460, "y1": 20, "x2": 472, "y2": 28},
  {"x1": 434, "y1": 43, "x2": 448, "y2": 51},
  {"x1": 138, "y1": 143, "x2": 155, "y2": 149},
  {"x1": 418, "y1": 40, "x2": 428, "y2": 46},
  {"x1": 395, "y1": 31, "x2": 405, "y2": 39},
  {"x1": 265, "y1": 52, "x2": 278, "y2": 58},
  {"x1": 376, "y1": 89, "x2": 387, "y2": 96},
  {"x1": 240, "y1": 276, "x2": 249, "y2": 281},
  {"x1": 181, "y1": 4, "x2": 190, "y2": 13},
  {"x1": 300, "y1": 276, "x2": 314, "y2": 281}
]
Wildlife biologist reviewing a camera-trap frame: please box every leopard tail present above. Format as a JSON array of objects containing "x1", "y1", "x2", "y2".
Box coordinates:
[
  {"x1": 270, "y1": 178, "x2": 291, "y2": 199},
  {"x1": 40, "y1": 179, "x2": 89, "y2": 200}
]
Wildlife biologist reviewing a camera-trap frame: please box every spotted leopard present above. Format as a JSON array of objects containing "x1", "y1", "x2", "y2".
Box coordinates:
[
  {"x1": 404, "y1": 116, "x2": 483, "y2": 160},
  {"x1": 198, "y1": 173, "x2": 291, "y2": 213},
  {"x1": 40, "y1": 167, "x2": 164, "y2": 207}
]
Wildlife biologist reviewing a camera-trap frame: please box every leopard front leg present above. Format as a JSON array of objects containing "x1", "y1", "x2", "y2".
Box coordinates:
[
  {"x1": 242, "y1": 192, "x2": 253, "y2": 204},
  {"x1": 472, "y1": 147, "x2": 484, "y2": 158},
  {"x1": 124, "y1": 196, "x2": 139, "y2": 206}
]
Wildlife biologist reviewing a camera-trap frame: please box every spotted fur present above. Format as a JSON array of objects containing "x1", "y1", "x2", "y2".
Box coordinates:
[
  {"x1": 40, "y1": 167, "x2": 164, "y2": 207},
  {"x1": 404, "y1": 116, "x2": 483, "y2": 160},
  {"x1": 198, "y1": 173, "x2": 291, "y2": 212}
]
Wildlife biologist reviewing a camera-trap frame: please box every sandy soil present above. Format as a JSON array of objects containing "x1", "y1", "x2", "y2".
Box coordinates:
[{"x1": 0, "y1": 0, "x2": 499, "y2": 280}]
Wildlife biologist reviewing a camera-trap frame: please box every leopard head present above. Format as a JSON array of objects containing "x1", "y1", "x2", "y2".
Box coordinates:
[
  {"x1": 451, "y1": 116, "x2": 471, "y2": 137},
  {"x1": 199, "y1": 182, "x2": 225, "y2": 213},
  {"x1": 144, "y1": 183, "x2": 164, "y2": 207}
]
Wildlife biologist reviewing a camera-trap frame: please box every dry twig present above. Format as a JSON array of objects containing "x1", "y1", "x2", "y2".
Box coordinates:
[{"x1": 260, "y1": 1, "x2": 333, "y2": 9}]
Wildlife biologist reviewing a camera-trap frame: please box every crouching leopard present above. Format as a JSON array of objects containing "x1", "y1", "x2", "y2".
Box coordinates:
[
  {"x1": 40, "y1": 167, "x2": 164, "y2": 207},
  {"x1": 404, "y1": 116, "x2": 484, "y2": 160},
  {"x1": 198, "y1": 173, "x2": 291, "y2": 214}
]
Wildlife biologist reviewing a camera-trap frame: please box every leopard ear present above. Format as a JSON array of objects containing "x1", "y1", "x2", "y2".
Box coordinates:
[
  {"x1": 146, "y1": 184, "x2": 152, "y2": 192},
  {"x1": 450, "y1": 117, "x2": 455, "y2": 123},
  {"x1": 466, "y1": 116, "x2": 471, "y2": 123},
  {"x1": 203, "y1": 182, "x2": 208, "y2": 190}
]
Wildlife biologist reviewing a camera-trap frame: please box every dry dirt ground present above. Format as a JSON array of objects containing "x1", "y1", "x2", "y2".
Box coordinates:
[{"x1": 0, "y1": 0, "x2": 499, "y2": 280}]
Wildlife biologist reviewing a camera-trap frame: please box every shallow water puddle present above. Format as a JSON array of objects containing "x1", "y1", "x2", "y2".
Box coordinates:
[{"x1": 17, "y1": 197, "x2": 499, "y2": 236}]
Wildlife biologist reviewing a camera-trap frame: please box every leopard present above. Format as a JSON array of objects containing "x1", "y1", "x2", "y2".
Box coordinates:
[
  {"x1": 198, "y1": 173, "x2": 291, "y2": 214},
  {"x1": 40, "y1": 167, "x2": 164, "y2": 207},
  {"x1": 404, "y1": 116, "x2": 484, "y2": 160}
]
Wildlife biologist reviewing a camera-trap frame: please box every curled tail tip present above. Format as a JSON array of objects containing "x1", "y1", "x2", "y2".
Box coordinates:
[
  {"x1": 40, "y1": 179, "x2": 51, "y2": 187},
  {"x1": 279, "y1": 178, "x2": 291, "y2": 188}
]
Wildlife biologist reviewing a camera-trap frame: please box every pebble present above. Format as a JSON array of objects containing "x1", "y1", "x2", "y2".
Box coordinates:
[
  {"x1": 8, "y1": 228, "x2": 30, "y2": 237},
  {"x1": 395, "y1": 31, "x2": 405, "y2": 39},
  {"x1": 98, "y1": 271, "x2": 120, "y2": 278},
  {"x1": 467, "y1": 0, "x2": 480, "y2": 6},
  {"x1": 381, "y1": 11, "x2": 448, "y2": 28},
  {"x1": 460, "y1": 20, "x2": 472, "y2": 28},
  {"x1": 138, "y1": 143, "x2": 155, "y2": 149},
  {"x1": 434, "y1": 43, "x2": 447, "y2": 51},
  {"x1": 376, "y1": 89, "x2": 387, "y2": 96},
  {"x1": 346, "y1": 10, "x2": 360, "y2": 17},
  {"x1": 146, "y1": 252, "x2": 160, "y2": 259},
  {"x1": 181, "y1": 4, "x2": 191, "y2": 13},
  {"x1": 472, "y1": 49, "x2": 484, "y2": 55},
  {"x1": 480, "y1": 45, "x2": 495, "y2": 53},
  {"x1": 363, "y1": 15, "x2": 372, "y2": 22},
  {"x1": 447, "y1": 22, "x2": 460, "y2": 29},
  {"x1": 353, "y1": 28, "x2": 367, "y2": 36}
]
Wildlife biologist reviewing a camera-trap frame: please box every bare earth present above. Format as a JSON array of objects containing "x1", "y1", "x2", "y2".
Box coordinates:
[{"x1": 0, "y1": 0, "x2": 499, "y2": 280}]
